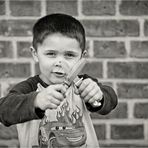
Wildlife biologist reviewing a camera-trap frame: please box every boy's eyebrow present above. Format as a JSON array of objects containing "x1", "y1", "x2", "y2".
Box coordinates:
[
  {"x1": 43, "y1": 49, "x2": 57, "y2": 54},
  {"x1": 64, "y1": 51, "x2": 80, "y2": 55},
  {"x1": 44, "y1": 49, "x2": 78, "y2": 53},
  {"x1": 43, "y1": 48, "x2": 80, "y2": 54},
  {"x1": 65, "y1": 48, "x2": 81, "y2": 52},
  {"x1": 44, "y1": 49, "x2": 57, "y2": 52},
  {"x1": 65, "y1": 50, "x2": 77, "y2": 53}
]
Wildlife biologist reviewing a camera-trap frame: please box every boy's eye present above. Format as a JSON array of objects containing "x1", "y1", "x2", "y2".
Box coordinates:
[
  {"x1": 45, "y1": 51, "x2": 56, "y2": 57},
  {"x1": 65, "y1": 52, "x2": 77, "y2": 58}
]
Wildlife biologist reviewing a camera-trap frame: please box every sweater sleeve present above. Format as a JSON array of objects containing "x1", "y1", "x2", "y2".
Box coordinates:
[
  {"x1": 79, "y1": 74, "x2": 118, "y2": 115},
  {"x1": 0, "y1": 78, "x2": 44, "y2": 126}
]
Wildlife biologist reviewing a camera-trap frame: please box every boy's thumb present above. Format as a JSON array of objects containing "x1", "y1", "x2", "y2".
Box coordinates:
[{"x1": 37, "y1": 83, "x2": 45, "y2": 91}]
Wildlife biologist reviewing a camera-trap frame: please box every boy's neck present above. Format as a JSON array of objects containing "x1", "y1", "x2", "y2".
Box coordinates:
[{"x1": 39, "y1": 74, "x2": 51, "y2": 86}]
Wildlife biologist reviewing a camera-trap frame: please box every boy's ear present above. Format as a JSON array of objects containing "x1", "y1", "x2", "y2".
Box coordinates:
[
  {"x1": 82, "y1": 50, "x2": 87, "y2": 58},
  {"x1": 30, "y1": 46, "x2": 39, "y2": 62}
]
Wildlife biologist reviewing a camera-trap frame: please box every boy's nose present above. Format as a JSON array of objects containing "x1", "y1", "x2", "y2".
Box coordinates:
[
  {"x1": 54, "y1": 60, "x2": 69, "y2": 73},
  {"x1": 55, "y1": 60, "x2": 62, "y2": 67},
  {"x1": 54, "y1": 56, "x2": 67, "y2": 66}
]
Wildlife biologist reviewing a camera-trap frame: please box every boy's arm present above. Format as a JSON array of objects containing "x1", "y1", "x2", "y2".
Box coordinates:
[
  {"x1": 0, "y1": 81, "x2": 44, "y2": 126},
  {"x1": 79, "y1": 74, "x2": 118, "y2": 115}
]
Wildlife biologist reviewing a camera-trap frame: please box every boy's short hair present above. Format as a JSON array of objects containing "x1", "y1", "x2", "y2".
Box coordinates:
[{"x1": 32, "y1": 13, "x2": 86, "y2": 52}]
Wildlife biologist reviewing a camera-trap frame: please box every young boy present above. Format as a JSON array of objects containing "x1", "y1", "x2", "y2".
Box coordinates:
[{"x1": 0, "y1": 13, "x2": 117, "y2": 148}]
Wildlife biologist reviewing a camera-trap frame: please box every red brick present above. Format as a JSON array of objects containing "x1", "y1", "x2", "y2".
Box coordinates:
[
  {"x1": 0, "y1": 63, "x2": 31, "y2": 78},
  {"x1": 130, "y1": 41, "x2": 148, "y2": 58},
  {"x1": 91, "y1": 102, "x2": 127, "y2": 119},
  {"x1": 47, "y1": 0, "x2": 78, "y2": 16},
  {"x1": 134, "y1": 103, "x2": 148, "y2": 118},
  {"x1": 144, "y1": 20, "x2": 148, "y2": 36},
  {"x1": 17, "y1": 41, "x2": 32, "y2": 58},
  {"x1": 0, "y1": 124, "x2": 18, "y2": 139},
  {"x1": 82, "y1": 0, "x2": 115, "y2": 16},
  {"x1": 94, "y1": 41, "x2": 126, "y2": 58},
  {"x1": 120, "y1": 0, "x2": 148, "y2": 16},
  {"x1": 0, "y1": 145, "x2": 8, "y2": 148},
  {"x1": 0, "y1": 20, "x2": 35, "y2": 36},
  {"x1": 108, "y1": 62, "x2": 148, "y2": 79},
  {"x1": 0, "y1": 0, "x2": 5, "y2": 15},
  {"x1": 82, "y1": 20, "x2": 139, "y2": 37},
  {"x1": 0, "y1": 41, "x2": 13, "y2": 58},
  {"x1": 93, "y1": 124, "x2": 106, "y2": 140},
  {"x1": 10, "y1": 0, "x2": 41, "y2": 16},
  {"x1": 111, "y1": 124, "x2": 144, "y2": 139},
  {"x1": 0, "y1": 144, "x2": 8, "y2": 148},
  {"x1": 117, "y1": 83, "x2": 148, "y2": 99},
  {"x1": 101, "y1": 82, "x2": 113, "y2": 88},
  {"x1": 81, "y1": 61, "x2": 103, "y2": 78}
]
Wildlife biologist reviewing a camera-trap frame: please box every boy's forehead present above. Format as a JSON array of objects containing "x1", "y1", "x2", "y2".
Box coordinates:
[
  {"x1": 42, "y1": 33, "x2": 81, "y2": 47},
  {"x1": 42, "y1": 46, "x2": 82, "y2": 53},
  {"x1": 44, "y1": 33, "x2": 74, "y2": 40}
]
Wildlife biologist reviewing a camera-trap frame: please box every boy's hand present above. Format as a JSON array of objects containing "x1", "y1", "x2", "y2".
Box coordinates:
[
  {"x1": 76, "y1": 78, "x2": 103, "y2": 105},
  {"x1": 34, "y1": 83, "x2": 66, "y2": 110}
]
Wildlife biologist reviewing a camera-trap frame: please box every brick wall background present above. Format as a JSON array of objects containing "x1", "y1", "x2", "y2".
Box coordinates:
[{"x1": 0, "y1": 0, "x2": 148, "y2": 148}]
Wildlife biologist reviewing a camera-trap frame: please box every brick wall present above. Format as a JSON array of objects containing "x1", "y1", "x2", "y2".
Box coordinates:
[{"x1": 0, "y1": 0, "x2": 148, "y2": 148}]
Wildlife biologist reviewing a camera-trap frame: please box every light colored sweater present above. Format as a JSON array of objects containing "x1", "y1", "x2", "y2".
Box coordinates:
[{"x1": 17, "y1": 85, "x2": 99, "y2": 148}]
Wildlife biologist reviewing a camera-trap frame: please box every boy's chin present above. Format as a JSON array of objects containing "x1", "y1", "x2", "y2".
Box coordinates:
[{"x1": 51, "y1": 78, "x2": 65, "y2": 84}]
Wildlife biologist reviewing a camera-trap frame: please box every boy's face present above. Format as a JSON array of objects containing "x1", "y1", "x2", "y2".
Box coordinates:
[{"x1": 32, "y1": 33, "x2": 82, "y2": 85}]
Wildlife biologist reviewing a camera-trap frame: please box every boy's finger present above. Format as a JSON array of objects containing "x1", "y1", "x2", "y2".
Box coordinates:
[
  {"x1": 88, "y1": 91, "x2": 103, "y2": 104},
  {"x1": 48, "y1": 84, "x2": 67, "y2": 93},
  {"x1": 74, "y1": 77, "x2": 83, "y2": 87},
  {"x1": 52, "y1": 91, "x2": 65, "y2": 101},
  {"x1": 83, "y1": 88, "x2": 96, "y2": 102},
  {"x1": 88, "y1": 94, "x2": 101, "y2": 104},
  {"x1": 74, "y1": 86, "x2": 79, "y2": 95},
  {"x1": 46, "y1": 103, "x2": 58, "y2": 110},
  {"x1": 48, "y1": 96, "x2": 61, "y2": 106},
  {"x1": 81, "y1": 84, "x2": 95, "y2": 98},
  {"x1": 78, "y1": 80, "x2": 89, "y2": 93}
]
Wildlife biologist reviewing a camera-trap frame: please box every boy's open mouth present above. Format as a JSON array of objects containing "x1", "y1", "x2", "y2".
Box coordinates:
[
  {"x1": 52, "y1": 66, "x2": 68, "y2": 78},
  {"x1": 53, "y1": 71, "x2": 66, "y2": 77}
]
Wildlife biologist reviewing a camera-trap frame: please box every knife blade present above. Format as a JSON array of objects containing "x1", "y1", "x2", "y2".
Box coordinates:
[
  {"x1": 63, "y1": 58, "x2": 86, "y2": 87},
  {"x1": 63, "y1": 58, "x2": 101, "y2": 107}
]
